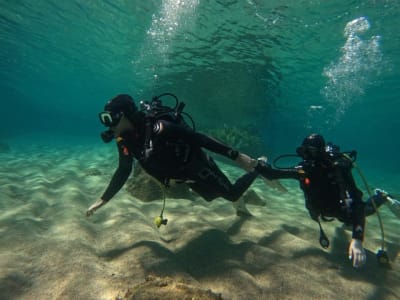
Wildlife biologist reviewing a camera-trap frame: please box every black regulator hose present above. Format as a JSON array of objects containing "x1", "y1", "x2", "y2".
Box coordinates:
[{"x1": 272, "y1": 154, "x2": 300, "y2": 169}]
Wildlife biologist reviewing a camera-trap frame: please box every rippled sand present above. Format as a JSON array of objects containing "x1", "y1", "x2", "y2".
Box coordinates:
[{"x1": 0, "y1": 138, "x2": 399, "y2": 299}]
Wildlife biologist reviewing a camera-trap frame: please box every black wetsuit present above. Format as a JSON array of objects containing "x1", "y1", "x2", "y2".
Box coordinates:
[
  {"x1": 101, "y1": 119, "x2": 258, "y2": 203},
  {"x1": 256, "y1": 149, "x2": 385, "y2": 241}
]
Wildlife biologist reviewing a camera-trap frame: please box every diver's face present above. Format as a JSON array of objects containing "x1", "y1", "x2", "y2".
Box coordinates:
[
  {"x1": 297, "y1": 145, "x2": 324, "y2": 161},
  {"x1": 111, "y1": 115, "x2": 134, "y2": 137}
]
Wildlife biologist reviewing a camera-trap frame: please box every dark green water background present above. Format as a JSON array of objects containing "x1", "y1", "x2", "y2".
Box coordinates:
[{"x1": 1, "y1": 0, "x2": 399, "y2": 177}]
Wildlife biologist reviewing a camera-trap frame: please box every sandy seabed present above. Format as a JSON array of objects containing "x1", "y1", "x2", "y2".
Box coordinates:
[{"x1": 0, "y1": 139, "x2": 399, "y2": 300}]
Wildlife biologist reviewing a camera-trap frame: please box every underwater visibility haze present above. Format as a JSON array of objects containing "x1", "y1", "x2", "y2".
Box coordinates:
[{"x1": 1, "y1": 1, "x2": 399, "y2": 162}]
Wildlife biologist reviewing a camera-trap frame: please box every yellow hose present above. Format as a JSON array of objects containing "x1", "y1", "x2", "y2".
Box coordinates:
[{"x1": 343, "y1": 154, "x2": 385, "y2": 251}]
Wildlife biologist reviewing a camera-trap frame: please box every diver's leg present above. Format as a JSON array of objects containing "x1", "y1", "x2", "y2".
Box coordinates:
[
  {"x1": 188, "y1": 156, "x2": 257, "y2": 215},
  {"x1": 197, "y1": 156, "x2": 259, "y2": 202},
  {"x1": 365, "y1": 194, "x2": 386, "y2": 216},
  {"x1": 187, "y1": 156, "x2": 233, "y2": 201},
  {"x1": 365, "y1": 189, "x2": 400, "y2": 218},
  {"x1": 229, "y1": 171, "x2": 259, "y2": 202},
  {"x1": 376, "y1": 189, "x2": 400, "y2": 218},
  {"x1": 190, "y1": 155, "x2": 258, "y2": 202},
  {"x1": 229, "y1": 171, "x2": 259, "y2": 216}
]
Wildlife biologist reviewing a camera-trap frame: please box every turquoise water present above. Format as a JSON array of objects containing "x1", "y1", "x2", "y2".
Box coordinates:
[
  {"x1": 1, "y1": 1, "x2": 399, "y2": 151},
  {"x1": 1, "y1": 2, "x2": 399, "y2": 177},
  {"x1": 1, "y1": 2, "x2": 400, "y2": 298},
  {"x1": 0, "y1": 0, "x2": 400, "y2": 165},
  {"x1": 2, "y1": 1, "x2": 400, "y2": 173}
]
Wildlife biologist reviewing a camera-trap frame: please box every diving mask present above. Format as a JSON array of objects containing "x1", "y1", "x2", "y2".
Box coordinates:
[{"x1": 98, "y1": 111, "x2": 123, "y2": 127}]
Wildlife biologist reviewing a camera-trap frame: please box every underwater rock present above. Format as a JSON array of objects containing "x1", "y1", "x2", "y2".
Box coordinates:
[
  {"x1": 205, "y1": 125, "x2": 264, "y2": 157},
  {"x1": 0, "y1": 141, "x2": 10, "y2": 153},
  {"x1": 120, "y1": 275, "x2": 223, "y2": 300},
  {"x1": 84, "y1": 168, "x2": 102, "y2": 176},
  {"x1": 126, "y1": 165, "x2": 196, "y2": 202}
]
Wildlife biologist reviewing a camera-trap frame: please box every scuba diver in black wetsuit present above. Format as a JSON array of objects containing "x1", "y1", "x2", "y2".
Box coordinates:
[
  {"x1": 256, "y1": 133, "x2": 400, "y2": 268},
  {"x1": 86, "y1": 94, "x2": 261, "y2": 222}
]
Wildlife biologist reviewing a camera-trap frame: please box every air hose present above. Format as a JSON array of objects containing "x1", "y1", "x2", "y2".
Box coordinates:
[
  {"x1": 343, "y1": 154, "x2": 388, "y2": 264},
  {"x1": 153, "y1": 180, "x2": 168, "y2": 228}
]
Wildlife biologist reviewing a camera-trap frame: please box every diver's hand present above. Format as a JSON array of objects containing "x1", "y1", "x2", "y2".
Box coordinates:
[
  {"x1": 86, "y1": 198, "x2": 107, "y2": 217},
  {"x1": 348, "y1": 238, "x2": 366, "y2": 268},
  {"x1": 235, "y1": 153, "x2": 258, "y2": 172}
]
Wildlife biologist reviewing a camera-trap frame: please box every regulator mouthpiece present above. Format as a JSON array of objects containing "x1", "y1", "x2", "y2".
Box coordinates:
[{"x1": 100, "y1": 130, "x2": 114, "y2": 143}]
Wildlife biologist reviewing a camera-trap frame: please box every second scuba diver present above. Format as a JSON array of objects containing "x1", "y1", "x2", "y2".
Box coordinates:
[{"x1": 256, "y1": 133, "x2": 400, "y2": 268}]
